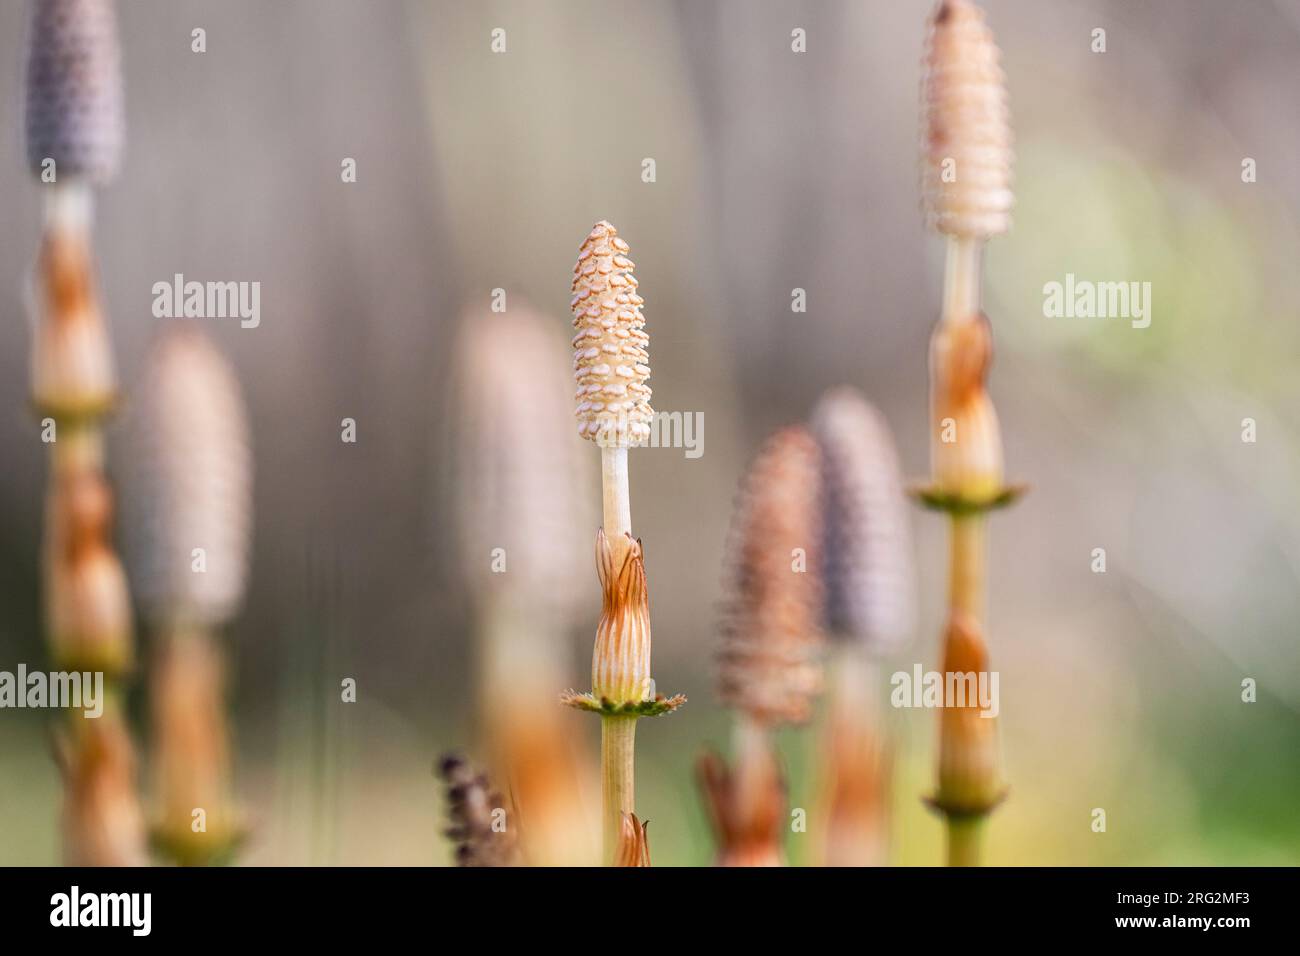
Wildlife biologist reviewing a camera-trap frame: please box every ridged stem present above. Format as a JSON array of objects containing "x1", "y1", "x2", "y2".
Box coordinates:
[
  {"x1": 600, "y1": 714, "x2": 636, "y2": 863},
  {"x1": 601, "y1": 446, "x2": 632, "y2": 566}
]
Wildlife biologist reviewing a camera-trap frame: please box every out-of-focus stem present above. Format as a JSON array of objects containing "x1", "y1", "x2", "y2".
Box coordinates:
[
  {"x1": 731, "y1": 712, "x2": 770, "y2": 802},
  {"x1": 45, "y1": 180, "x2": 93, "y2": 229},
  {"x1": 818, "y1": 647, "x2": 889, "y2": 867},
  {"x1": 51, "y1": 422, "x2": 103, "y2": 473},
  {"x1": 600, "y1": 715, "x2": 636, "y2": 863},
  {"x1": 731, "y1": 713, "x2": 774, "y2": 841},
  {"x1": 942, "y1": 236, "x2": 982, "y2": 323},
  {"x1": 943, "y1": 514, "x2": 988, "y2": 867},
  {"x1": 730, "y1": 713, "x2": 783, "y2": 867},
  {"x1": 949, "y1": 515, "x2": 986, "y2": 621},
  {"x1": 947, "y1": 816, "x2": 984, "y2": 867},
  {"x1": 150, "y1": 622, "x2": 239, "y2": 865}
]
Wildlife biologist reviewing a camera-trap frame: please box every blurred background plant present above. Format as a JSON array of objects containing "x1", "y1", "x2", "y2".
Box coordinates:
[
  {"x1": 443, "y1": 304, "x2": 597, "y2": 866},
  {"x1": 122, "y1": 324, "x2": 252, "y2": 865},
  {"x1": 2, "y1": 0, "x2": 1299, "y2": 865},
  {"x1": 701, "y1": 425, "x2": 823, "y2": 866},
  {"x1": 25, "y1": 0, "x2": 145, "y2": 867},
  {"x1": 810, "y1": 387, "x2": 915, "y2": 866}
]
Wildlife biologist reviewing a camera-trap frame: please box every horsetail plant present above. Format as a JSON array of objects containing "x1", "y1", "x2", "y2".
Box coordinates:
[
  {"x1": 809, "y1": 387, "x2": 916, "y2": 867},
  {"x1": 122, "y1": 325, "x2": 252, "y2": 865},
  {"x1": 448, "y1": 305, "x2": 597, "y2": 866},
  {"x1": 25, "y1": 0, "x2": 145, "y2": 866},
  {"x1": 699, "y1": 427, "x2": 823, "y2": 866},
  {"x1": 560, "y1": 221, "x2": 683, "y2": 865},
  {"x1": 915, "y1": 0, "x2": 1022, "y2": 866}
]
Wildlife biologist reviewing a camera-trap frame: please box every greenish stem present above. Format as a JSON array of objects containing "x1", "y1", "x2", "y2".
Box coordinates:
[
  {"x1": 947, "y1": 816, "x2": 985, "y2": 867},
  {"x1": 600, "y1": 714, "x2": 636, "y2": 864}
]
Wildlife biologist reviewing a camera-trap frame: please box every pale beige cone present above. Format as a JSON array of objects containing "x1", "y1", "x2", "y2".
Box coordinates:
[
  {"x1": 920, "y1": 0, "x2": 1014, "y2": 239},
  {"x1": 571, "y1": 221, "x2": 653, "y2": 447},
  {"x1": 449, "y1": 306, "x2": 592, "y2": 620},
  {"x1": 122, "y1": 324, "x2": 252, "y2": 630}
]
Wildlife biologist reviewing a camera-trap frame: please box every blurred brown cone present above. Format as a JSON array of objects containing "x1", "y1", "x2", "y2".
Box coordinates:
[{"x1": 717, "y1": 426, "x2": 824, "y2": 726}]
